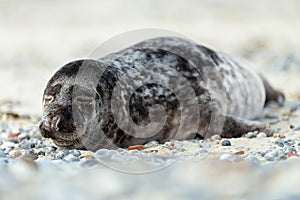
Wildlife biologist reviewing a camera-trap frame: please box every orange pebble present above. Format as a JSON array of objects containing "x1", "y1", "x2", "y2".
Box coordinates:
[
  {"x1": 8, "y1": 132, "x2": 20, "y2": 138},
  {"x1": 128, "y1": 145, "x2": 145, "y2": 151},
  {"x1": 287, "y1": 153, "x2": 298, "y2": 157},
  {"x1": 235, "y1": 150, "x2": 245, "y2": 155},
  {"x1": 84, "y1": 154, "x2": 94, "y2": 159}
]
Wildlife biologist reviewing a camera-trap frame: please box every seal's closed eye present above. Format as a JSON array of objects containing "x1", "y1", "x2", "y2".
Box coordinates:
[{"x1": 74, "y1": 96, "x2": 95, "y2": 105}]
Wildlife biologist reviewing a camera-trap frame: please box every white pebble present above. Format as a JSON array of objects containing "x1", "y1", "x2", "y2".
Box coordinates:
[
  {"x1": 219, "y1": 153, "x2": 234, "y2": 161},
  {"x1": 0, "y1": 141, "x2": 16, "y2": 149},
  {"x1": 245, "y1": 132, "x2": 257, "y2": 138},
  {"x1": 257, "y1": 132, "x2": 267, "y2": 138}
]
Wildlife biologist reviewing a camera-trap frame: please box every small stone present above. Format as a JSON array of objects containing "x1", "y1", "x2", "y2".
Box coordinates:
[
  {"x1": 290, "y1": 125, "x2": 295, "y2": 129},
  {"x1": 264, "y1": 114, "x2": 279, "y2": 119},
  {"x1": 284, "y1": 147, "x2": 297, "y2": 154},
  {"x1": 156, "y1": 148, "x2": 173, "y2": 158},
  {"x1": 275, "y1": 140, "x2": 284, "y2": 147},
  {"x1": 210, "y1": 134, "x2": 221, "y2": 141},
  {"x1": 55, "y1": 151, "x2": 65, "y2": 159},
  {"x1": 0, "y1": 149, "x2": 6, "y2": 157},
  {"x1": 63, "y1": 154, "x2": 80, "y2": 162},
  {"x1": 270, "y1": 119, "x2": 280, "y2": 125},
  {"x1": 8, "y1": 149, "x2": 22, "y2": 158},
  {"x1": 279, "y1": 133, "x2": 286, "y2": 138},
  {"x1": 18, "y1": 132, "x2": 29, "y2": 140},
  {"x1": 219, "y1": 153, "x2": 240, "y2": 162},
  {"x1": 221, "y1": 140, "x2": 231, "y2": 146},
  {"x1": 293, "y1": 124, "x2": 300, "y2": 131},
  {"x1": 95, "y1": 149, "x2": 111, "y2": 159},
  {"x1": 7, "y1": 132, "x2": 20, "y2": 138},
  {"x1": 69, "y1": 149, "x2": 81, "y2": 157},
  {"x1": 80, "y1": 159, "x2": 100, "y2": 167},
  {"x1": 128, "y1": 145, "x2": 145, "y2": 151},
  {"x1": 194, "y1": 149, "x2": 208, "y2": 156},
  {"x1": 235, "y1": 150, "x2": 245, "y2": 155},
  {"x1": 287, "y1": 153, "x2": 298, "y2": 157},
  {"x1": 245, "y1": 132, "x2": 257, "y2": 138},
  {"x1": 264, "y1": 152, "x2": 275, "y2": 161},
  {"x1": 257, "y1": 132, "x2": 267, "y2": 138},
  {"x1": 0, "y1": 141, "x2": 16, "y2": 149},
  {"x1": 144, "y1": 141, "x2": 159, "y2": 148}
]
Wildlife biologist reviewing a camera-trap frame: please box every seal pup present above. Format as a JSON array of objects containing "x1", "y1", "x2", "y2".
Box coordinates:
[{"x1": 39, "y1": 37, "x2": 284, "y2": 150}]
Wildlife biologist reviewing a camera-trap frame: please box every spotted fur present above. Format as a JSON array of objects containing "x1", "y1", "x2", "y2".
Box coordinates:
[{"x1": 39, "y1": 37, "x2": 284, "y2": 151}]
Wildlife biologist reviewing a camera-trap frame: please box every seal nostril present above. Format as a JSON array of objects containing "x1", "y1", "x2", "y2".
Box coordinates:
[{"x1": 41, "y1": 115, "x2": 62, "y2": 132}]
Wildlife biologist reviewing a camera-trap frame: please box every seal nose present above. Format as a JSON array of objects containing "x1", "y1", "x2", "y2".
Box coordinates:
[{"x1": 39, "y1": 115, "x2": 61, "y2": 138}]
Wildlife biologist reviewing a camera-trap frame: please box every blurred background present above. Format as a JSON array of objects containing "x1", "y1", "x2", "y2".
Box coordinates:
[{"x1": 1, "y1": 0, "x2": 300, "y2": 115}]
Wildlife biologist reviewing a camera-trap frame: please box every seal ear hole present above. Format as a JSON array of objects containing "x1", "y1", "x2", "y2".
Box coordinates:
[{"x1": 44, "y1": 95, "x2": 54, "y2": 105}]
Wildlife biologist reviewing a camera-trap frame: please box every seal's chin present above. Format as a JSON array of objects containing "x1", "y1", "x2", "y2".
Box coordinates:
[{"x1": 52, "y1": 138, "x2": 86, "y2": 150}]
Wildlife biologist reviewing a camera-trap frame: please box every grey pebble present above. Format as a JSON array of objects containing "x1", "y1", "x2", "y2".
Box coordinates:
[
  {"x1": 194, "y1": 149, "x2": 208, "y2": 156},
  {"x1": 270, "y1": 119, "x2": 280, "y2": 125},
  {"x1": 0, "y1": 149, "x2": 5, "y2": 157},
  {"x1": 293, "y1": 124, "x2": 300, "y2": 131},
  {"x1": 95, "y1": 149, "x2": 118, "y2": 159},
  {"x1": 69, "y1": 149, "x2": 81, "y2": 157},
  {"x1": 264, "y1": 152, "x2": 275, "y2": 161},
  {"x1": 284, "y1": 147, "x2": 297, "y2": 154},
  {"x1": 264, "y1": 114, "x2": 279, "y2": 119},
  {"x1": 275, "y1": 140, "x2": 284, "y2": 147},
  {"x1": 244, "y1": 155, "x2": 260, "y2": 165},
  {"x1": 221, "y1": 140, "x2": 231, "y2": 146},
  {"x1": 55, "y1": 151, "x2": 66, "y2": 159},
  {"x1": 80, "y1": 158, "x2": 100, "y2": 167},
  {"x1": 245, "y1": 132, "x2": 257, "y2": 138},
  {"x1": 63, "y1": 154, "x2": 80, "y2": 162}
]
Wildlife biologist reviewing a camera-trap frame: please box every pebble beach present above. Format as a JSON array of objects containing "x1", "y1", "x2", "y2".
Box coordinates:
[{"x1": 1, "y1": 0, "x2": 300, "y2": 199}]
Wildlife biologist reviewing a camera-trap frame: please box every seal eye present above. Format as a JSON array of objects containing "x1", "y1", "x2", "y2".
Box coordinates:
[
  {"x1": 44, "y1": 95, "x2": 54, "y2": 105},
  {"x1": 74, "y1": 96, "x2": 95, "y2": 105}
]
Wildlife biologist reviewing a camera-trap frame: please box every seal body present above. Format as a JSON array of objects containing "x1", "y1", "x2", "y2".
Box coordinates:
[{"x1": 39, "y1": 37, "x2": 284, "y2": 150}]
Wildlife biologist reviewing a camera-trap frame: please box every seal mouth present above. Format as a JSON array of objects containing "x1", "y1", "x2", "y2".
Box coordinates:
[{"x1": 52, "y1": 138, "x2": 85, "y2": 149}]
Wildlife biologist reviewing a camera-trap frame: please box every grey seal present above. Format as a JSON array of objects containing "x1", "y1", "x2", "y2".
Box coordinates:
[{"x1": 39, "y1": 37, "x2": 284, "y2": 150}]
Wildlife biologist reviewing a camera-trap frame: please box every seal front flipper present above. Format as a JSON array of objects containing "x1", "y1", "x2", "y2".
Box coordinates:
[
  {"x1": 211, "y1": 114, "x2": 274, "y2": 138},
  {"x1": 261, "y1": 76, "x2": 285, "y2": 107}
]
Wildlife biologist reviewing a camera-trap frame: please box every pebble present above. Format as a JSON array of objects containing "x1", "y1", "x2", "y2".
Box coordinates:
[
  {"x1": 210, "y1": 134, "x2": 221, "y2": 141},
  {"x1": 269, "y1": 119, "x2": 280, "y2": 125},
  {"x1": 80, "y1": 158, "x2": 100, "y2": 167},
  {"x1": 264, "y1": 152, "x2": 276, "y2": 161},
  {"x1": 257, "y1": 132, "x2": 267, "y2": 138},
  {"x1": 245, "y1": 132, "x2": 257, "y2": 138},
  {"x1": 0, "y1": 149, "x2": 5, "y2": 157},
  {"x1": 284, "y1": 147, "x2": 297, "y2": 154},
  {"x1": 144, "y1": 141, "x2": 159, "y2": 148},
  {"x1": 264, "y1": 114, "x2": 279, "y2": 119},
  {"x1": 1, "y1": 141, "x2": 16, "y2": 149},
  {"x1": 8, "y1": 149, "x2": 22, "y2": 158},
  {"x1": 221, "y1": 140, "x2": 231, "y2": 146},
  {"x1": 219, "y1": 153, "x2": 236, "y2": 161},
  {"x1": 55, "y1": 151, "x2": 66, "y2": 159},
  {"x1": 63, "y1": 154, "x2": 80, "y2": 162},
  {"x1": 275, "y1": 140, "x2": 285, "y2": 147},
  {"x1": 293, "y1": 124, "x2": 300, "y2": 131}
]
